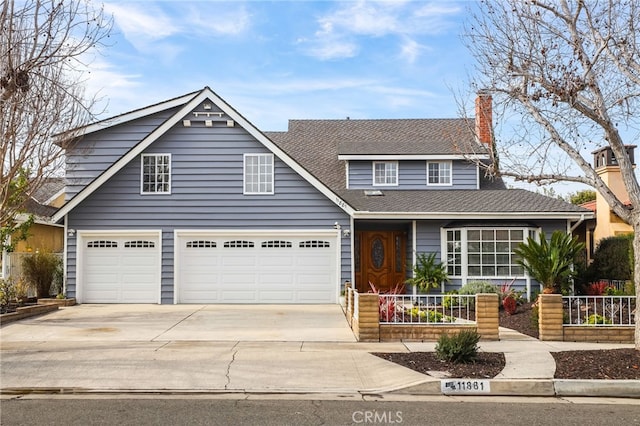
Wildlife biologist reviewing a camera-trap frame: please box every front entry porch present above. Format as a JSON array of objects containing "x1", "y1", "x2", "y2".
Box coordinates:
[{"x1": 354, "y1": 221, "x2": 410, "y2": 293}]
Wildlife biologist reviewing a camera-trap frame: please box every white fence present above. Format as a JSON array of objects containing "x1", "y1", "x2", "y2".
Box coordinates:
[
  {"x1": 563, "y1": 295, "x2": 636, "y2": 326},
  {"x1": 377, "y1": 294, "x2": 476, "y2": 325}
]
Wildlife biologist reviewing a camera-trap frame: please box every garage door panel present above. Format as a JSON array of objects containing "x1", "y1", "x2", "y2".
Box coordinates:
[
  {"x1": 81, "y1": 234, "x2": 160, "y2": 304},
  {"x1": 177, "y1": 232, "x2": 337, "y2": 304}
]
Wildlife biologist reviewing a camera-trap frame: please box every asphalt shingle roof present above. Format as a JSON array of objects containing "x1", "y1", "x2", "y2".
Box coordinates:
[
  {"x1": 267, "y1": 119, "x2": 590, "y2": 215},
  {"x1": 335, "y1": 189, "x2": 589, "y2": 213}
]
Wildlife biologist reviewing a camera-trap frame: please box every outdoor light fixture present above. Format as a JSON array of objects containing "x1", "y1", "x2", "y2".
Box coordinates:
[{"x1": 342, "y1": 229, "x2": 351, "y2": 238}]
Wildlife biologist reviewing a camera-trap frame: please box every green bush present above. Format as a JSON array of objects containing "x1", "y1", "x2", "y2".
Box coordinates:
[
  {"x1": 458, "y1": 281, "x2": 499, "y2": 295},
  {"x1": 442, "y1": 290, "x2": 459, "y2": 309},
  {"x1": 530, "y1": 304, "x2": 539, "y2": 329},
  {"x1": 0, "y1": 278, "x2": 17, "y2": 310},
  {"x1": 408, "y1": 307, "x2": 451, "y2": 323},
  {"x1": 514, "y1": 231, "x2": 584, "y2": 294},
  {"x1": 21, "y1": 251, "x2": 62, "y2": 299},
  {"x1": 585, "y1": 314, "x2": 612, "y2": 325},
  {"x1": 435, "y1": 329, "x2": 481, "y2": 363},
  {"x1": 587, "y1": 234, "x2": 633, "y2": 282},
  {"x1": 405, "y1": 252, "x2": 449, "y2": 292}
]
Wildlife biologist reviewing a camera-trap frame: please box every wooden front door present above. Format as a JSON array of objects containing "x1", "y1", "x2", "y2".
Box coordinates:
[{"x1": 355, "y1": 230, "x2": 406, "y2": 293}]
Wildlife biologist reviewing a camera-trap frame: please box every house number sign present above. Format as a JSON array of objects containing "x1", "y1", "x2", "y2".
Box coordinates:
[{"x1": 441, "y1": 379, "x2": 490, "y2": 394}]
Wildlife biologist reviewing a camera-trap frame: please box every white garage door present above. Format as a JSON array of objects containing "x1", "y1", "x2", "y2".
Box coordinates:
[
  {"x1": 80, "y1": 233, "x2": 161, "y2": 303},
  {"x1": 176, "y1": 231, "x2": 338, "y2": 303}
]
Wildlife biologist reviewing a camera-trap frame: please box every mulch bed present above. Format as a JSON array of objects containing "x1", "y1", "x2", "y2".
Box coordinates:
[
  {"x1": 552, "y1": 348, "x2": 640, "y2": 380},
  {"x1": 374, "y1": 352, "x2": 505, "y2": 379},
  {"x1": 375, "y1": 301, "x2": 640, "y2": 379}
]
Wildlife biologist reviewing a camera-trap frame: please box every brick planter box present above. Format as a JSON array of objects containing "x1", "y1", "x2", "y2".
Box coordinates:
[
  {"x1": 563, "y1": 326, "x2": 634, "y2": 343},
  {"x1": 0, "y1": 304, "x2": 59, "y2": 325},
  {"x1": 37, "y1": 298, "x2": 76, "y2": 307}
]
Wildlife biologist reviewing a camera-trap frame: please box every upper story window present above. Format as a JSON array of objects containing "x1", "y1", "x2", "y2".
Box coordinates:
[
  {"x1": 427, "y1": 161, "x2": 451, "y2": 186},
  {"x1": 373, "y1": 161, "x2": 398, "y2": 186},
  {"x1": 244, "y1": 153, "x2": 274, "y2": 194},
  {"x1": 141, "y1": 154, "x2": 171, "y2": 194}
]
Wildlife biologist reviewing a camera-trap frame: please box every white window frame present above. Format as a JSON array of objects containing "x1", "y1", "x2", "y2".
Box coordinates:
[
  {"x1": 427, "y1": 161, "x2": 452, "y2": 186},
  {"x1": 373, "y1": 161, "x2": 398, "y2": 186},
  {"x1": 244, "y1": 153, "x2": 274, "y2": 195},
  {"x1": 141, "y1": 153, "x2": 171, "y2": 194},
  {"x1": 442, "y1": 227, "x2": 538, "y2": 280}
]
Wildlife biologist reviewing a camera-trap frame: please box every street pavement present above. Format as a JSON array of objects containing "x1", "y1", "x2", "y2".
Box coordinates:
[{"x1": 0, "y1": 304, "x2": 638, "y2": 397}]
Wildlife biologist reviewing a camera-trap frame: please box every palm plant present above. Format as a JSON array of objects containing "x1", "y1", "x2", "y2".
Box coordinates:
[
  {"x1": 514, "y1": 231, "x2": 585, "y2": 294},
  {"x1": 405, "y1": 252, "x2": 450, "y2": 293}
]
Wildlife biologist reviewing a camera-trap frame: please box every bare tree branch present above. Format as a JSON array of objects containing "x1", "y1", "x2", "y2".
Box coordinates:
[
  {"x1": 462, "y1": 0, "x2": 640, "y2": 348},
  {"x1": 1, "y1": 0, "x2": 112, "y2": 236}
]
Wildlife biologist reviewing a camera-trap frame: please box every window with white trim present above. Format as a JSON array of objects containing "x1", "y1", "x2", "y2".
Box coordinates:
[
  {"x1": 373, "y1": 161, "x2": 398, "y2": 186},
  {"x1": 244, "y1": 153, "x2": 274, "y2": 194},
  {"x1": 427, "y1": 161, "x2": 451, "y2": 186},
  {"x1": 444, "y1": 228, "x2": 535, "y2": 278},
  {"x1": 141, "y1": 154, "x2": 171, "y2": 194}
]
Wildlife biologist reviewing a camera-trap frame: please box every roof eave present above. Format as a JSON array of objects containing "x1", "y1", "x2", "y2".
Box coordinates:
[
  {"x1": 352, "y1": 211, "x2": 594, "y2": 220},
  {"x1": 338, "y1": 154, "x2": 489, "y2": 161}
]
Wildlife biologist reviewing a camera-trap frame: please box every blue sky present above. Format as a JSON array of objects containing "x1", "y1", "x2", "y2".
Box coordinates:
[{"x1": 86, "y1": 0, "x2": 477, "y2": 131}]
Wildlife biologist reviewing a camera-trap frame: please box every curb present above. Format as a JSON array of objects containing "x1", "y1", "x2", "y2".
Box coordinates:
[
  {"x1": 391, "y1": 378, "x2": 640, "y2": 398},
  {"x1": 2, "y1": 379, "x2": 639, "y2": 398}
]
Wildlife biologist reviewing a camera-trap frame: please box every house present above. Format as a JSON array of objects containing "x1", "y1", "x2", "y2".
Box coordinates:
[
  {"x1": 1, "y1": 178, "x2": 65, "y2": 280},
  {"x1": 571, "y1": 146, "x2": 635, "y2": 264},
  {"x1": 52, "y1": 87, "x2": 592, "y2": 304}
]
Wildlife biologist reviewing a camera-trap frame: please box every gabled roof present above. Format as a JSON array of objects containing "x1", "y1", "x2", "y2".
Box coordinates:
[
  {"x1": 31, "y1": 177, "x2": 65, "y2": 205},
  {"x1": 53, "y1": 87, "x2": 355, "y2": 223},
  {"x1": 268, "y1": 119, "x2": 592, "y2": 220},
  {"x1": 56, "y1": 91, "x2": 199, "y2": 141}
]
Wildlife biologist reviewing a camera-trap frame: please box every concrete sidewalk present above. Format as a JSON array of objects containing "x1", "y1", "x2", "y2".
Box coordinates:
[{"x1": 0, "y1": 305, "x2": 638, "y2": 398}]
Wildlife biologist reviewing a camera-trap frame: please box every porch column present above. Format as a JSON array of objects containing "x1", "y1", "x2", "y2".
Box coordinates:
[
  {"x1": 475, "y1": 293, "x2": 499, "y2": 340},
  {"x1": 538, "y1": 294, "x2": 564, "y2": 341},
  {"x1": 355, "y1": 293, "x2": 380, "y2": 342}
]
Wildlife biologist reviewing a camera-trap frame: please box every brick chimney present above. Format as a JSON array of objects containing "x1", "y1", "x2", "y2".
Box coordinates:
[{"x1": 475, "y1": 91, "x2": 492, "y2": 146}]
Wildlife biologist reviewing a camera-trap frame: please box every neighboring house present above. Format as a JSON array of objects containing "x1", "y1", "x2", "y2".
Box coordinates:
[
  {"x1": 572, "y1": 146, "x2": 635, "y2": 263},
  {"x1": 52, "y1": 87, "x2": 592, "y2": 304},
  {"x1": 1, "y1": 178, "x2": 65, "y2": 280}
]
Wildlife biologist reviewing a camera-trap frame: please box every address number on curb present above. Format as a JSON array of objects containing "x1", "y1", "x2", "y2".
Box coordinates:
[{"x1": 441, "y1": 379, "x2": 491, "y2": 394}]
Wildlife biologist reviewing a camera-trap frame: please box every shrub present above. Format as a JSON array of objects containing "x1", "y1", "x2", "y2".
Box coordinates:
[
  {"x1": 586, "y1": 314, "x2": 612, "y2": 325},
  {"x1": 586, "y1": 280, "x2": 610, "y2": 296},
  {"x1": 405, "y1": 253, "x2": 449, "y2": 292},
  {"x1": 435, "y1": 329, "x2": 481, "y2": 363},
  {"x1": 514, "y1": 231, "x2": 584, "y2": 294},
  {"x1": 530, "y1": 304, "x2": 539, "y2": 329},
  {"x1": 442, "y1": 290, "x2": 459, "y2": 309},
  {"x1": 502, "y1": 295, "x2": 517, "y2": 315},
  {"x1": 459, "y1": 281, "x2": 499, "y2": 295},
  {"x1": 587, "y1": 234, "x2": 633, "y2": 282},
  {"x1": 408, "y1": 307, "x2": 452, "y2": 323},
  {"x1": 21, "y1": 251, "x2": 62, "y2": 299},
  {"x1": 0, "y1": 278, "x2": 17, "y2": 311}
]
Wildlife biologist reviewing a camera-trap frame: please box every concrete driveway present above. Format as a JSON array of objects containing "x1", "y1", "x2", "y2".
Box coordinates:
[
  {"x1": 0, "y1": 304, "x2": 357, "y2": 342},
  {"x1": 1, "y1": 304, "x2": 431, "y2": 393}
]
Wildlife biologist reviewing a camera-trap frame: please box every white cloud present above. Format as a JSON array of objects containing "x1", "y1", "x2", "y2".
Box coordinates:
[
  {"x1": 399, "y1": 37, "x2": 426, "y2": 63},
  {"x1": 301, "y1": 1, "x2": 462, "y2": 62},
  {"x1": 104, "y1": 1, "x2": 252, "y2": 53},
  {"x1": 104, "y1": 3, "x2": 178, "y2": 43},
  {"x1": 183, "y1": 4, "x2": 251, "y2": 36}
]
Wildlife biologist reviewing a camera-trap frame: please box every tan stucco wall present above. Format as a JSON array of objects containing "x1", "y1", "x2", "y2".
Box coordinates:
[{"x1": 14, "y1": 223, "x2": 64, "y2": 253}]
